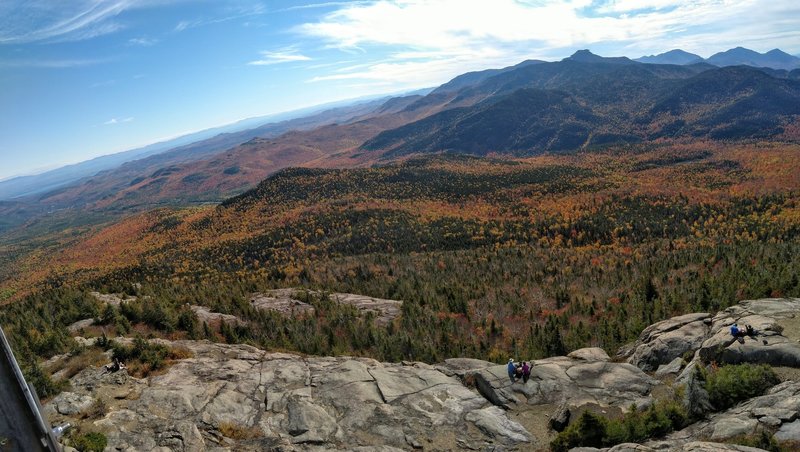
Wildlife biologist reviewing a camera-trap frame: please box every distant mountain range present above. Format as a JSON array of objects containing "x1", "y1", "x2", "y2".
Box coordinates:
[
  {"x1": 635, "y1": 47, "x2": 800, "y2": 70},
  {"x1": 2, "y1": 47, "x2": 800, "y2": 237},
  {"x1": 363, "y1": 51, "x2": 800, "y2": 157},
  {"x1": 0, "y1": 93, "x2": 427, "y2": 202}
]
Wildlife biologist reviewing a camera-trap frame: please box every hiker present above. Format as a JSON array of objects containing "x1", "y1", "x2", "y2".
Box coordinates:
[
  {"x1": 522, "y1": 361, "x2": 531, "y2": 383},
  {"x1": 746, "y1": 324, "x2": 755, "y2": 337},
  {"x1": 730, "y1": 323, "x2": 746, "y2": 338},
  {"x1": 515, "y1": 362, "x2": 523, "y2": 379},
  {"x1": 507, "y1": 358, "x2": 517, "y2": 382},
  {"x1": 105, "y1": 357, "x2": 126, "y2": 373}
]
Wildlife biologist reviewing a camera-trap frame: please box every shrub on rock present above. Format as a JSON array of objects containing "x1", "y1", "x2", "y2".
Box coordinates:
[
  {"x1": 550, "y1": 398, "x2": 689, "y2": 450},
  {"x1": 704, "y1": 363, "x2": 780, "y2": 411},
  {"x1": 70, "y1": 431, "x2": 107, "y2": 452}
]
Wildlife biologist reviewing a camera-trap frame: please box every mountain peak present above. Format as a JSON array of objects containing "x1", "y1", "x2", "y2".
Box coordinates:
[
  {"x1": 566, "y1": 49, "x2": 633, "y2": 64},
  {"x1": 708, "y1": 47, "x2": 800, "y2": 70},
  {"x1": 635, "y1": 49, "x2": 704, "y2": 65},
  {"x1": 567, "y1": 49, "x2": 603, "y2": 62}
]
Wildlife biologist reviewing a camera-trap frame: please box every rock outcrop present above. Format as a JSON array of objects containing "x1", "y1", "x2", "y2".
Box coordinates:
[
  {"x1": 573, "y1": 441, "x2": 770, "y2": 451},
  {"x1": 47, "y1": 340, "x2": 535, "y2": 451},
  {"x1": 624, "y1": 298, "x2": 800, "y2": 371},
  {"x1": 697, "y1": 298, "x2": 800, "y2": 367},
  {"x1": 619, "y1": 313, "x2": 711, "y2": 372},
  {"x1": 251, "y1": 289, "x2": 316, "y2": 317},
  {"x1": 47, "y1": 297, "x2": 800, "y2": 451},
  {"x1": 642, "y1": 380, "x2": 800, "y2": 449},
  {"x1": 250, "y1": 289, "x2": 402, "y2": 325},
  {"x1": 461, "y1": 348, "x2": 657, "y2": 416},
  {"x1": 189, "y1": 305, "x2": 244, "y2": 327}
]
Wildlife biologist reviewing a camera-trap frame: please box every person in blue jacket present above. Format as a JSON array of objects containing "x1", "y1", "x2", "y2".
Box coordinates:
[{"x1": 508, "y1": 358, "x2": 517, "y2": 382}]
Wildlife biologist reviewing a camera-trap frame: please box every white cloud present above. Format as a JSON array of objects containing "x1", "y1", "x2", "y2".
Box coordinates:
[
  {"x1": 104, "y1": 117, "x2": 134, "y2": 125},
  {"x1": 0, "y1": 1, "x2": 131, "y2": 44},
  {"x1": 128, "y1": 36, "x2": 159, "y2": 46},
  {"x1": 300, "y1": 0, "x2": 641, "y2": 51},
  {"x1": 597, "y1": 0, "x2": 685, "y2": 13},
  {"x1": 248, "y1": 50, "x2": 312, "y2": 66},
  {"x1": 174, "y1": 4, "x2": 268, "y2": 33},
  {"x1": 278, "y1": 1, "x2": 373, "y2": 12},
  {"x1": 297, "y1": 0, "x2": 800, "y2": 86},
  {"x1": 0, "y1": 58, "x2": 108, "y2": 68},
  {"x1": 174, "y1": 20, "x2": 194, "y2": 32},
  {"x1": 0, "y1": 0, "x2": 199, "y2": 44}
]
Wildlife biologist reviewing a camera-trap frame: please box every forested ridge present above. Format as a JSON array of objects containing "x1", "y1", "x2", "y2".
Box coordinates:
[{"x1": 3, "y1": 141, "x2": 800, "y2": 377}]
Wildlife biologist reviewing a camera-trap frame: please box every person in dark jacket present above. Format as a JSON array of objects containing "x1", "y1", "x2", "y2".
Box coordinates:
[{"x1": 521, "y1": 361, "x2": 531, "y2": 383}]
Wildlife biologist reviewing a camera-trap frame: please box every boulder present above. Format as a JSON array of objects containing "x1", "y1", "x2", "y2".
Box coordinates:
[
  {"x1": 568, "y1": 347, "x2": 610, "y2": 362},
  {"x1": 623, "y1": 298, "x2": 800, "y2": 372},
  {"x1": 464, "y1": 406, "x2": 531, "y2": 442},
  {"x1": 467, "y1": 348, "x2": 657, "y2": 414},
  {"x1": 623, "y1": 312, "x2": 711, "y2": 371},
  {"x1": 189, "y1": 305, "x2": 244, "y2": 327},
  {"x1": 67, "y1": 318, "x2": 95, "y2": 333},
  {"x1": 549, "y1": 400, "x2": 570, "y2": 432},
  {"x1": 774, "y1": 419, "x2": 800, "y2": 442},
  {"x1": 48, "y1": 392, "x2": 96, "y2": 416},
  {"x1": 709, "y1": 417, "x2": 758, "y2": 440},
  {"x1": 654, "y1": 357, "x2": 684, "y2": 378}
]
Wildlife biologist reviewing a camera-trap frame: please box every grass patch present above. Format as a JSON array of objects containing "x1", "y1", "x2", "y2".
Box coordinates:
[
  {"x1": 218, "y1": 421, "x2": 262, "y2": 440},
  {"x1": 80, "y1": 398, "x2": 107, "y2": 420},
  {"x1": 52, "y1": 347, "x2": 108, "y2": 380},
  {"x1": 110, "y1": 335, "x2": 193, "y2": 377},
  {"x1": 729, "y1": 431, "x2": 783, "y2": 452}
]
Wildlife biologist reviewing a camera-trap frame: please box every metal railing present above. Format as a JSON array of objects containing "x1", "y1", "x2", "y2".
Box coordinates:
[{"x1": 0, "y1": 325, "x2": 61, "y2": 451}]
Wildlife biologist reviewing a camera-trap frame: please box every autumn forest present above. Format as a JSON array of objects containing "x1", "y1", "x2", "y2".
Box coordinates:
[{"x1": 3, "y1": 140, "x2": 800, "y2": 391}]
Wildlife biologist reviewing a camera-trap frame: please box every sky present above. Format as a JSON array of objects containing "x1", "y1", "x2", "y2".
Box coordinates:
[{"x1": 1, "y1": 0, "x2": 799, "y2": 181}]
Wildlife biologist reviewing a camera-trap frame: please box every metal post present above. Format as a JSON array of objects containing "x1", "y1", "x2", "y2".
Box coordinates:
[{"x1": 0, "y1": 325, "x2": 61, "y2": 451}]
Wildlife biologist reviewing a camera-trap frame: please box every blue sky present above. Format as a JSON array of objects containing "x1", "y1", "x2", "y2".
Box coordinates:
[{"x1": 1, "y1": 0, "x2": 799, "y2": 180}]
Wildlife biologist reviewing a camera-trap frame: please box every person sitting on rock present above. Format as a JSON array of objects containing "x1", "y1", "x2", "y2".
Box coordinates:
[
  {"x1": 105, "y1": 357, "x2": 126, "y2": 373},
  {"x1": 507, "y1": 358, "x2": 517, "y2": 382},
  {"x1": 521, "y1": 361, "x2": 531, "y2": 383},
  {"x1": 730, "y1": 323, "x2": 745, "y2": 338},
  {"x1": 746, "y1": 324, "x2": 755, "y2": 337}
]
